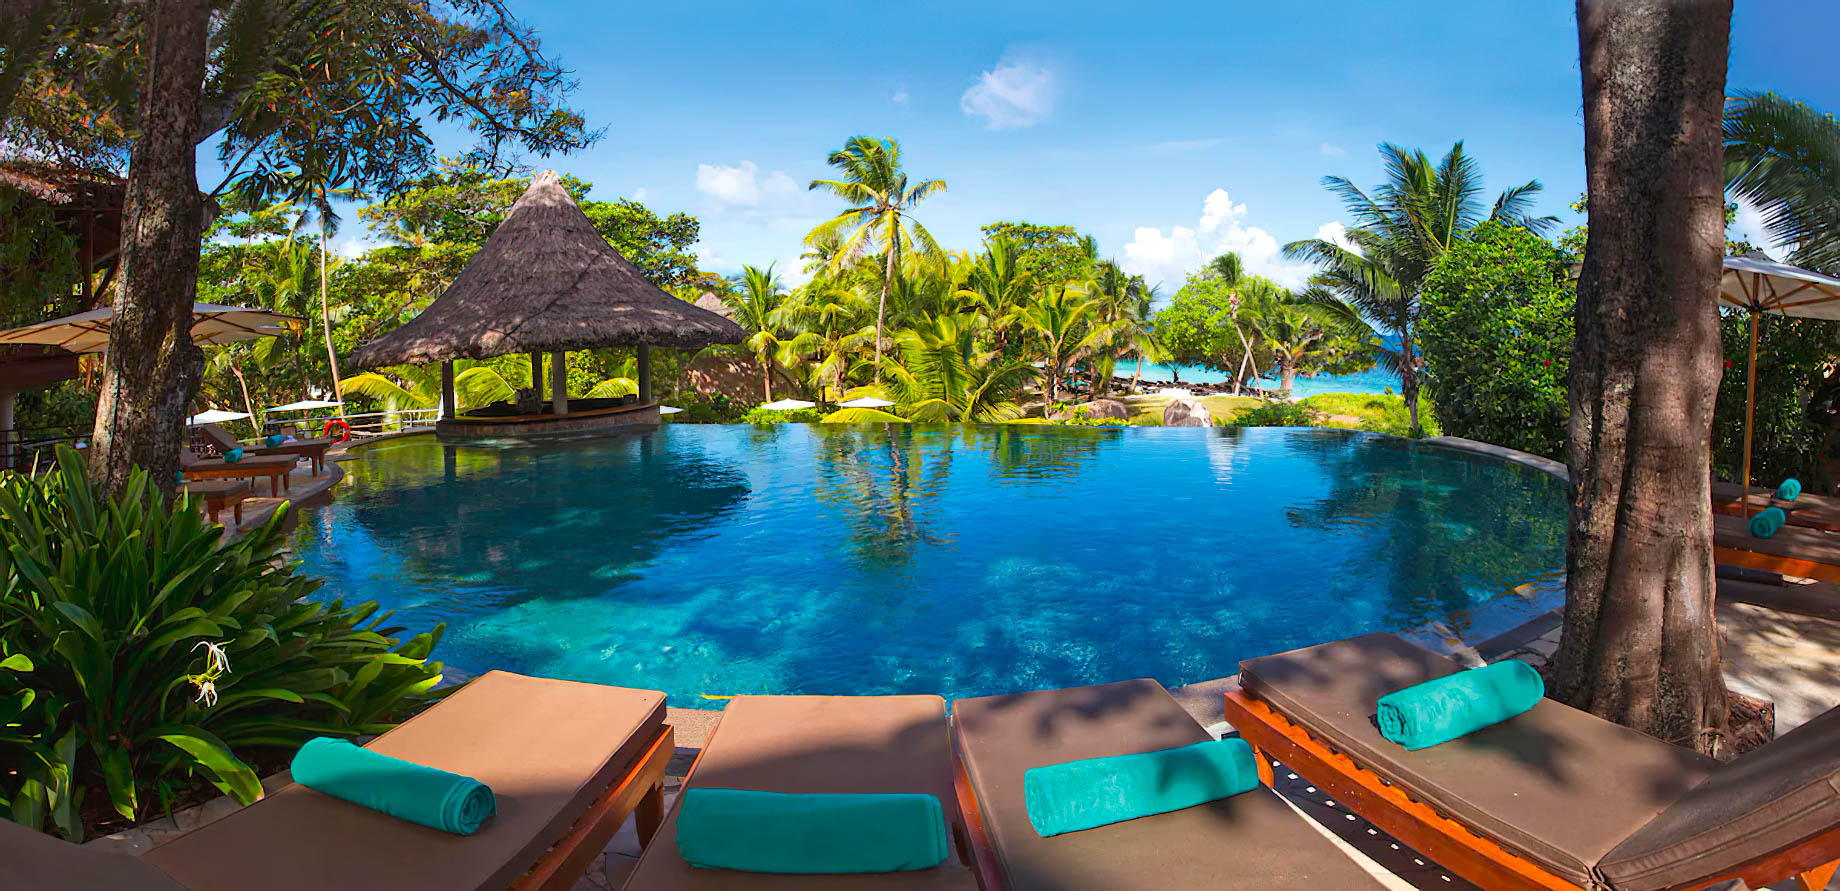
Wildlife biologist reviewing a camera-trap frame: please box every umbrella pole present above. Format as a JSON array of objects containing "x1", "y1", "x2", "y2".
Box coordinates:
[{"x1": 1741, "y1": 310, "x2": 1759, "y2": 519}]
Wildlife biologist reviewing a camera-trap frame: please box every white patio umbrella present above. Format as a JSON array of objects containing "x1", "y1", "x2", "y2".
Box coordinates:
[
  {"x1": 838, "y1": 396, "x2": 895, "y2": 408},
  {"x1": 658, "y1": 406, "x2": 684, "y2": 415},
  {"x1": 760, "y1": 398, "x2": 816, "y2": 411},
  {"x1": 1718, "y1": 252, "x2": 1840, "y2": 513},
  {"x1": 0, "y1": 302, "x2": 301, "y2": 354},
  {"x1": 186, "y1": 409, "x2": 252, "y2": 426},
  {"x1": 267, "y1": 399, "x2": 343, "y2": 413}
]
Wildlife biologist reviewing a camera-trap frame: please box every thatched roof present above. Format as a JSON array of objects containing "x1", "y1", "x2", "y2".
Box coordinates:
[
  {"x1": 350, "y1": 171, "x2": 743, "y2": 368},
  {"x1": 0, "y1": 160, "x2": 124, "y2": 206}
]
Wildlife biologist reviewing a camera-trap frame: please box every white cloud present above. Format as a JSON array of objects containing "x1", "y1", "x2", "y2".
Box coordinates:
[
  {"x1": 631, "y1": 187, "x2": 648, "y2": 202},
  {"x1": 695, "y1": 161, "x2": 801, "y2": 207},
  {"x1": 891, "y1": 87, "x2": 910, "y2": 105},
  {"x1": 1121, "y1": 188, "x2": 1336, "y2": 290},
  {"x1": 1314, "y1": 221, "x2": 1358, "y2": 253},
  {"x1": 1319, "y1": 142, "x2": 1348, "y2": 158},
  {"x1": 1730, "y1": 196, "x2": 1794, "y2": 259},
  {"x1": 960, "y1": 57, "x2": 1055, "y2": 129}
]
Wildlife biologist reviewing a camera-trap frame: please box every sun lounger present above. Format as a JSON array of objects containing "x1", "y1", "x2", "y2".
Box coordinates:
[
  {"x1": 1713, "y1": 512, "x2": 1840, "y2": 583},
  {"x1": 181, "y1": 478, "x2": 250, "y2": 524},
  {"x1": 1717, "y1": 574, "x2": 1840, "y2": 621},
  {"x1": 180, "y1": 450, "x2": 296, "y2": 496},
  {"x1": 1225, "y1": 632, "x2": 1840, "y2": 890},
  {"x1": 621, "y1": 694, "x2": 978, "y2": 889},
  {"x1": 0, "y1": 672, "x2": 676, "y2": 890},
  {"x1": 199, "y1": 423, "x2": 334, "y2": 475},
  {"x1": 951, "y1": 678, "x2": 1385, "y2": 889}
]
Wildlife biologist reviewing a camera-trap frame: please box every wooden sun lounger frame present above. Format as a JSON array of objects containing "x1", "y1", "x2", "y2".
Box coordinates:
[
  {"x1": 1222, "y1": 690, "x2": 1840, "y2": 891},
  {"x1": 1712, "y1": 543, "x2": 1840, "y2": 585},
  {"x1": 511, "y1": 723, "x2": 673, "y2": 890},
  {"x1": 183, "y1": 461, "x2": 293, "y2": 496}
]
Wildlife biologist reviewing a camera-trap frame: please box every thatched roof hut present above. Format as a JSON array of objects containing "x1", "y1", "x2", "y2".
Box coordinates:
[{"x1": 350, "y1": 171, "x2": 742, "y2": 369}]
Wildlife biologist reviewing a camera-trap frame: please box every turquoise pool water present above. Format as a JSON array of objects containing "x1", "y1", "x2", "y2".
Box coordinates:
[{"x1": 293, "y1": 425, "x2": 1566, "y2": 708}]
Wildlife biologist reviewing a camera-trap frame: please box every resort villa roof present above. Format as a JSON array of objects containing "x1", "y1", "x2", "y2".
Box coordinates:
[{"x1": 349, "y1": 170, "x2": 742, "y2": 369}]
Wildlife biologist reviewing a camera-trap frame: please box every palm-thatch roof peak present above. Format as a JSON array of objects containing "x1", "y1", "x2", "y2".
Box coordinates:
[{"x1": 351, "y1": 170, "x2": 742, "y2": 368}]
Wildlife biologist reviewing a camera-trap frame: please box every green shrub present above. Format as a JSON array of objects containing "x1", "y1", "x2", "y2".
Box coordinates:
[
  {"x1": 0, "y1": 450, "x2": 445, "y2": 839},
  {"x1": 1418, "y1": 221, "x2": 1575, "y2": 458},
  {"x1": 1230, "y1": 401, "x2": 1317, "y2": 427},
  {"x1": 1712, "y1": 314, "x2": 1836, "y2": 487},
  {"x1": 740, "y1": 406, "x2": 824, "y2": 424},
  {"x1": 666, "y1": 392, "x2": 745, "y2": 423},
  {"x1": 1298, "y1": 393, "x2": 1434, "y2": 437}
]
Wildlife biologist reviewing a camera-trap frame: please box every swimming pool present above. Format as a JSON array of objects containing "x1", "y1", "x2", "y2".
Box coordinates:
[{"x1": 292, "y1": 425, "x2": 1566, "y2": 707}]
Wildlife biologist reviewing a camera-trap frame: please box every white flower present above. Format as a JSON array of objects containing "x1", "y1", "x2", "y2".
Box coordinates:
[
  {"x1": 193, "y1": 680, "x2": 218, "y2": 708},
  {"x1": 192, "y1": 640, "x2": 230, "y2": 675}
]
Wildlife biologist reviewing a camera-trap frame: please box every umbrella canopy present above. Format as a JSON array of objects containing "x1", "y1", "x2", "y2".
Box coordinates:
[
  {"x1": 187, "y1": 409, "x2": 251, "y2": 425},
  {"x1": 267, "y1": 399, "x2": 343, "y2": 413},
  {"x1": 0, "y1": 303, "x2": 299, "y2": 354},
  {"x1": 1717, "y1": 252, "x2": 1840, "y2": 511},
  {"x1": 839, "y1": 396, "x2": 895, "y2": 408},
  {"x1": 658, "y1": 406, "x2": 684, "y2": 415},
  {"x1": 760, "y1": 399, "x2": 816, "y2": 411},
  {"x1": 349, "y1": 171, "x2": 743, "y2": 368}
]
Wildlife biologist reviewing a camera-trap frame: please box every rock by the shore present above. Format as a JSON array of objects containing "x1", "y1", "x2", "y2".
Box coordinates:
[
  {"x1": 1081, "y1": 399, "x2": 1129, "y2": 420},
  {"x1": 1163, "y1": 398, "x2": 1212, "y2": 427}
]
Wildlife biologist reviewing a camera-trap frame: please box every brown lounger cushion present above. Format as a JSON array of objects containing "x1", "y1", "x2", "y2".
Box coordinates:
[
  {"x1": 144, "y1": 671, "x2": 665, "y2": 891},
  {"x1": 1715, "y1": 513, "x2": 1840, "y2": 566},
  {"x1": 952, "y1": 678, "x2": 1385, "y2": 890},
  {"x1": 1598, "y1": 704, "x2": 1840, "y2": 890},
  {"x1": 181, "y1": 453, "x2": 297, "y2": 472},
  {"x1": 0, "y1": 817, "x2": 187, "y2": 890},
  {"x1": 1717, "y1": 577, "x2": 1840, "y2": 621},
  {"x1": 623, "y1": 694, "x2": 976, "y2": 890},
  {"x1": 1238, "y1": 634, "x2": 1717, "y2": 887}
]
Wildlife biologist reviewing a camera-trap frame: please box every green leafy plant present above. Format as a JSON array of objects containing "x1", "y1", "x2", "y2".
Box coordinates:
[
  {"x1": 1418, "y1": 221, "x2": 1574, "y2": 457},
  {"x1": 1299, "y1": 393, "x2": 1435, "y2": 438},
  {"x1": 0, "y1": 449, "x2": 445, "y2": 839},
  {"x1": 740, "y1": 406, "x2": 825, "y2": 424},
  {"x1": 1231, "y1": 402, "x2": 1318, "y2": 427}
]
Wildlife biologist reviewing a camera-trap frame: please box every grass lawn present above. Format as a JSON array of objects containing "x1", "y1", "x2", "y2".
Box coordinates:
[{"x1": 1113, "y1": 391, "x2": 1436, "y2": 436}]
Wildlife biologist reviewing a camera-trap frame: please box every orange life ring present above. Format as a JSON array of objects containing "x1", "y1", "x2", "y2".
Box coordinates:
[{"x1": 321, "y1": 418, "x2": 352, "y2": 443}]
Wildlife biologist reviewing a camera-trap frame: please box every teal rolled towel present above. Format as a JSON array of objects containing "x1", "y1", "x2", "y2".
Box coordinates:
[
  {"x1": 290, "y1": 737, "x2": 495, "y2": 834},
  {"x1": 1776, "y1": 478, "x2": 1802, "y2": 501},
  {"x1": 1750, "y1": 506, "x2": 1787, "y2": 538},
  {"x1": 675, "y1": 789, "x2": 947, "y2": 873},
  {"x1": 1023, "y1": 738, "x2": 1260, "y2": 837},
  {"x1": 1377, "y1": 660, "x2": 1544, "y2": 750},
  {"x1": 265, "y1": 433, "x2": 286, "y2": 448},
  {"x1": 223, "y1": 447, "x2": 244, "y2": 464}
]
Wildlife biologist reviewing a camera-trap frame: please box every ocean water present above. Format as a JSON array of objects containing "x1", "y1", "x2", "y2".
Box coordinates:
[
  {"x1": 293, "y1": 425, "x2": 1565, "y2": 707},
  {"x1": 1120, "y1": 361, "x2": 1399, "y2": 398}
]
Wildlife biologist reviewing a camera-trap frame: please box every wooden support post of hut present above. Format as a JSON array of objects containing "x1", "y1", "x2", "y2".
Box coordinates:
[
  {"x1": 349, "y1": 171, "x2": 742, "y2": 439},
  {"x1": 440, "y1": 361, "x2": 456, "y2": 419},
  {"x1": 550, "y1": 350, "x2": 569, "y2": 415}
]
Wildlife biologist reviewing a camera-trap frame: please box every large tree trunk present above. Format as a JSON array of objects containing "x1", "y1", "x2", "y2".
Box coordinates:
[
  {"x1": 88, "y1": 0, "x2": 209, "y2": 495},
  {"x1": 1555, "y1": 0, "x2": 1732, "y2": 757}
]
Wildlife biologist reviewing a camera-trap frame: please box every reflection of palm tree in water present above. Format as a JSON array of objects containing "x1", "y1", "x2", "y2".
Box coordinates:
[
  {"x1": 963, "y1": 424, "x2": 1122, "y2": 481},
  {"x1": 811, "y1": 426, "x2": 954, "y2": 567},
  {"x1": 1284, "y1": 431, "x2": 1566, "y2": 628}
]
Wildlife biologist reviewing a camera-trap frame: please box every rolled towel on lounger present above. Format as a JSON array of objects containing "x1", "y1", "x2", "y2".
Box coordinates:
[
  {"x1": 290, "y1": 737, "x2": 495, "y2": 834},
  {"x1": 1776, "y1": 478, "x2": 1801, "y2": 501},
  {"x1": 222, "y1": 447, "x2": 243, "y2": 464},
  {"x1": 265, "y1": 433, "x2": 286, "y2": 448},
  {"x1": 676, "y1": 789, "x2": 948, "y2": 874},
  {"x1": 1376, "y1": 659, "x2": 1544, "y2": 750},
  {"x1": 1023, "y1": 738, "x2": 1260, "y2": 837},
  {"x1": 1749, "y1": 506, "x2": 1787, "y2": 539}
]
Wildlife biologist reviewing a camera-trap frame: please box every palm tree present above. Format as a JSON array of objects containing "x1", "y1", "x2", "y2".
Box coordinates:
[
  {"x1": 289, "y1": 183, "x2": 369, "y2": 413},
  {"x1": 342, "y1": 360, "x2": 521, "y2": 415},
  {"x1": 880, "y1": 314, "x2": 1034, "y2": 422},
  {"x1": 1079, "y1": 259, "x2": 1150, "y2": 399},
  {"x1": 808, "y1": 137, "x2": 947, "y2": 381},
  {"x1": 1009, "y1": 285, "x2": 1102, "y2": 405},
  {"x1": 723, "y1": 265, "x2": 791, "y2": 401},
  {"x1": 1283, "y1": 141, "x2": 1556, "y2": 432},
  {"x1": 1204, "y1": 253, "x2": 1266, "y2": 395},
  {"x1": 776, "y1": 284, "x2": 877, "y2": 401},
  {"x1": 1725, "y1": 92, "x2": 1840, "y2": 273}
]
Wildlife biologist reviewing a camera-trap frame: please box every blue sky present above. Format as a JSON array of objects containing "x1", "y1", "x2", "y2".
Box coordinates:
[{"x1": 314, "y1": 0, "x2": 1837, "y2": 291}]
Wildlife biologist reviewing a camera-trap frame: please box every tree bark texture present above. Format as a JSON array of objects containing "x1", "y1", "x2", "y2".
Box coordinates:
[
  {"x1": 1556, "y1": 0, "x2": 1732, "y2": 756},
  {"x1": 88, "y1": 0, "x2": 210, "y2": 495}
]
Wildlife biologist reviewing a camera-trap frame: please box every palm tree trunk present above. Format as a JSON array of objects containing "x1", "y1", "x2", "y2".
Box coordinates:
[
  {"x1": 1232, "y1": 322, "x2": 1255, "y2": 396},
  {"x1": 761, "y1": 350, "x2": 773, "y2": 401},
  {"x1": 1400, "y1": 334, "x2": 1421, "y2": 433},
  {"x1": 231, "y1": 361, "x2": 259, "y2": 438},
  {"x1": 1132, "y1": 354, "x2": 1144, "y2": 394},
  {"x1": 875, "y1": 215, "x2": 899, "y2": 384},
  {"x1": 320, "y1": 215, "x2": 344, "y2": 413},
  {"x1": 1555, "y1": 0, "x2": 1731, "y2": 756}
]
